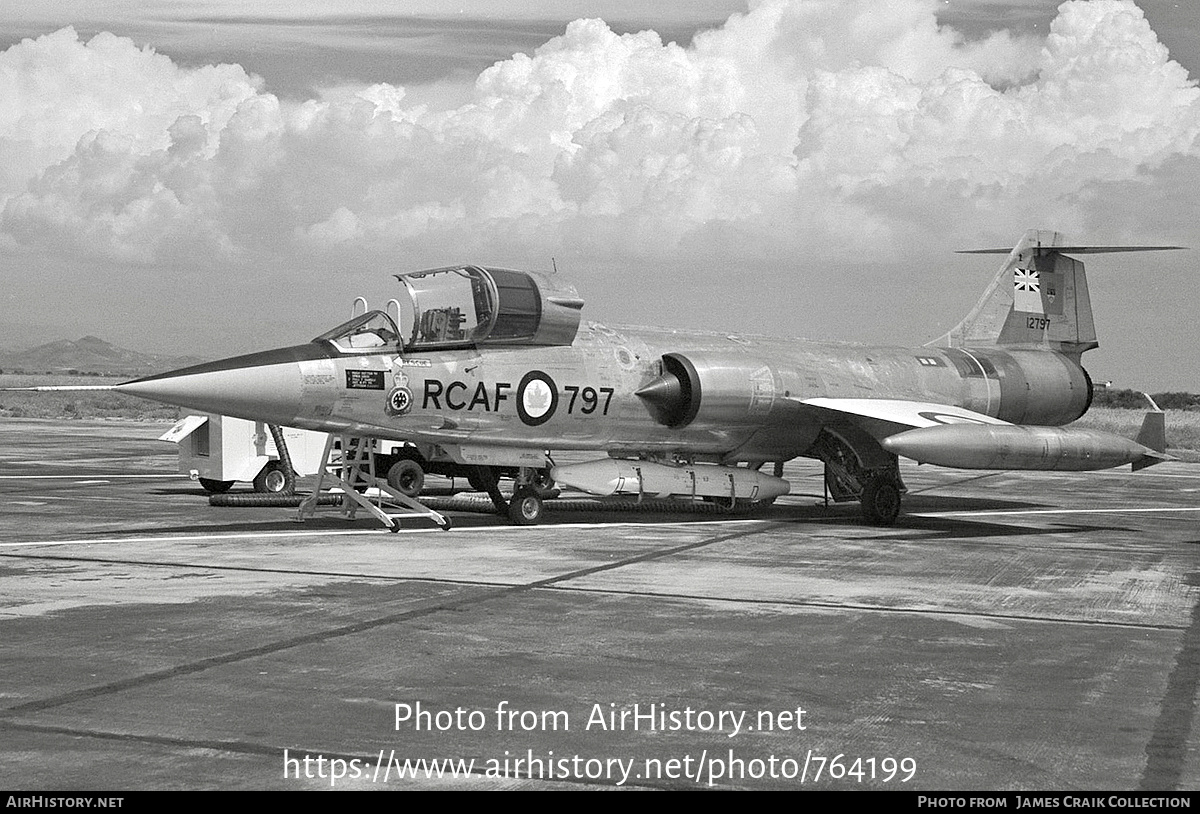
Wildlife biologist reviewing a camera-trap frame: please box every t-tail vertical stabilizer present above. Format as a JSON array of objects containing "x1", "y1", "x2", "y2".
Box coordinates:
[{"x1": 930, "y1": 230, "x2": 1184, "y2": 360}]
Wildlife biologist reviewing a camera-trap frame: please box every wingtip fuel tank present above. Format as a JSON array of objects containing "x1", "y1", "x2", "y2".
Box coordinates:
[{"x1": 880, "y1": 423, "x2": 1172, "y2": 471}]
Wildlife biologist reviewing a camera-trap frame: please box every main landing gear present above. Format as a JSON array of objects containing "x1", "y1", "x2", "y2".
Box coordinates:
[
  {"x1": 858, "y1": 472, "x2": 902, "y2": 525},
  {"x1": 470, "y1": 466, "x2": 554, "y2": 526},
  {"x1": 812, "y1": 428, "x2": 906, "y2": 526}
]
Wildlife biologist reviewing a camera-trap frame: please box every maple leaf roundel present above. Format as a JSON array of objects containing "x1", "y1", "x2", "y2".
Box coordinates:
[{"x1": 517, "y1": 370, "x2": 559, "y2": 426}]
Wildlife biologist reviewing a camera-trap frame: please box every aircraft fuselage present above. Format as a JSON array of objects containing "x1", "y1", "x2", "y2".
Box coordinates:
[{"x1": 122, "y1": 321, "x2": 1092, "y2": 466}]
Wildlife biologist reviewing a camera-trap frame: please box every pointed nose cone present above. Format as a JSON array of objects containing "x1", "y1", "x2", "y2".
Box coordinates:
[{"x1": 116, "y1": 344, "x2": 321, "y2": 425}]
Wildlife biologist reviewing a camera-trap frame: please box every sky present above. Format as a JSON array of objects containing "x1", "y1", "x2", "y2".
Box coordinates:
[{"x1": 1, "y1": 0, "x2": 1198, "y2": 392}]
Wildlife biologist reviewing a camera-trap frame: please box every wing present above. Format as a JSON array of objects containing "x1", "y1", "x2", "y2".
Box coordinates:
[{"x1": 795, "y1": 397, "x2": 1010, "y2": 440}]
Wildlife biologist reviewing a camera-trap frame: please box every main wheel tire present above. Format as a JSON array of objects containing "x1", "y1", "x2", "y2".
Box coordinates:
[
  {"x1": 508, "y1": 486, "x2": 544, "y2": 525},
  {"x1": 387, "y1": 459, "x2": 425, "y2": 497},
  {"x1": 860, "y1": 476, "x2": 901, "y2": 525},
  {"x1": 198, "y1": 477, "x2": 234, "y2": 494},
  {"x1": 253, "y1": 461, "x2": 295, "y2": 494}
]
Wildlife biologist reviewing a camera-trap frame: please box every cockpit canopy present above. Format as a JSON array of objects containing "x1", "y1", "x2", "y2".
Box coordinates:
[
  {"x1": 393, "y1": 265, "x2": 583, "y2": 350},
  {"x1": 313, "y1": 266, "x2": 583, "y2": 354}
]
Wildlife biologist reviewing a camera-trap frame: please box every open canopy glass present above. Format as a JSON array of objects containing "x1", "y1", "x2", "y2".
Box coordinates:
[
  {"x1": 394, "y1": 265, "x2": 563, "y2": 350},
  {"x1": 315, "y1": 265, "x2": 582, "y2": 353}
]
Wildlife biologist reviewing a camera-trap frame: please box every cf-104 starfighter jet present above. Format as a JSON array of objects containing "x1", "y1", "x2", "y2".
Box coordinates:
[{"x1": 30, "y1": 229, "x2": 1179, "y2": 527}]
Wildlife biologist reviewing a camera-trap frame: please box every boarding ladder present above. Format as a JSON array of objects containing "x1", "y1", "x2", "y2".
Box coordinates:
[
  {"x1": 297, "y1": 432, "x2": 451, "y2": 531},
  {"x1": 295, "y1": 296, "x2": 449, "y2": 530}
]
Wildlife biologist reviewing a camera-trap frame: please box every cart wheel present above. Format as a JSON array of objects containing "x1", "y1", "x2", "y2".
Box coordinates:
[
  {"x1": 388, "y1": 520, "x2": 401, "y2": 533},
  {"x1": 387, "y1": 459, "x2": 425, "y2": 497},
  {"x1": 199, "y1": 477, "x2": 235, "y2": 494},
  {"x1": 437, "y1": 516, "x2": 453, "y2": 531}
]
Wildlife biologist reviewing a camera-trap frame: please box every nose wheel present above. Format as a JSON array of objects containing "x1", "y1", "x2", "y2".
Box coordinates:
[
  {"x1": 254, "y1": 461, "x2": 295, "y2": 494},
  {"x1": 508, "y1": 486, "x2": 545, "y2": 525}
]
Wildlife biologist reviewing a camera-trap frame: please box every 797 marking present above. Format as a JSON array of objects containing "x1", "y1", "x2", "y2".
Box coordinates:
[
  {"x1": 564, "y1": 386, "x2": 615, "y2": 415},
  {"x1": 1026, "y1": 316, "x2": 1050, "y2": 330}
]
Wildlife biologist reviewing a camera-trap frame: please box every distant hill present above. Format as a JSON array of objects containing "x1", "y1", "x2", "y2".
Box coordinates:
[{"x1": 0, "y1": 336, "x2": 207, "y2": 377}]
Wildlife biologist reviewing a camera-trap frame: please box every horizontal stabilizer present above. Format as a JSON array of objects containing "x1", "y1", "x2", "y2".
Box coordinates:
[{"x1": 958, "y1": 246, "x2": 1186, "y2": 255}]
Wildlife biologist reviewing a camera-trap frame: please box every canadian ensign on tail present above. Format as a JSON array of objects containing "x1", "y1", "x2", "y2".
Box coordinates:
[{"x1": 1012, "y1": 266, "x2": 1046, "y2": 315}]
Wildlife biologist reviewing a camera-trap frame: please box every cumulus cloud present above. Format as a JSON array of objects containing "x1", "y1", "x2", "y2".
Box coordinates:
[{"x1": 0, "y1": 0, "x2": 1198, "y2": 271}]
